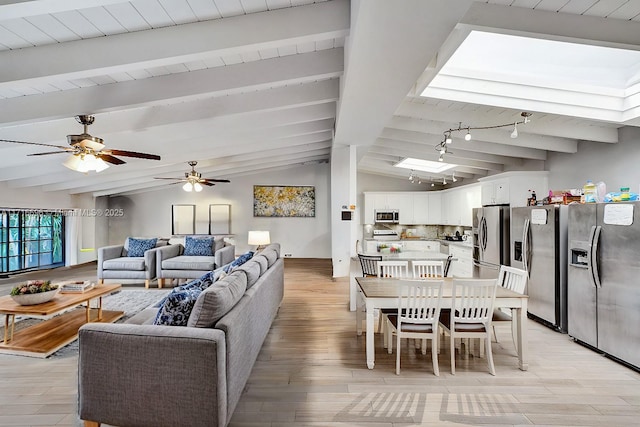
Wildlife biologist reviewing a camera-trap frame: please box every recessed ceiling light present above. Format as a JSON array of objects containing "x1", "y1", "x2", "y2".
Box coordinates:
[{"x1": 394, "y1": 158, "x2": 457, "y2": 174}]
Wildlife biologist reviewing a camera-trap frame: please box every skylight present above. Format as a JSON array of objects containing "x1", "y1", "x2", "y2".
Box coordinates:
[
  {"x1": 394, "y1": 158, "x2": 456, "y2": 174},
  {"x1": 421, "y1": 31, "x2": 640, "y2": 123}
]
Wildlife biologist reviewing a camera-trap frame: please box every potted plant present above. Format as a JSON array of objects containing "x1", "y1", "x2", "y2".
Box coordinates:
[{"x1": 10, "y1": 280, "x2": 60, "y2": 305}]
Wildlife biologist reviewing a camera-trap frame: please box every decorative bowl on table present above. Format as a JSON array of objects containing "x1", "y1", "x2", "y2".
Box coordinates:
[{"x1": 10, "y1": 280, "x2": 60, "y2": 306}]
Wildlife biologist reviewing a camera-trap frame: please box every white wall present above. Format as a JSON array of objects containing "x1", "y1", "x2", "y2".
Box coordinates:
[
  {"x1": 106, "y1": 163, "x2": 332, "y2": 257},
  {"x1": 0, "y1": 182, "x2": 73, "y2": 209},
  {"x1": 547, "y1": 127, "x2": 640, "y2": 195}
]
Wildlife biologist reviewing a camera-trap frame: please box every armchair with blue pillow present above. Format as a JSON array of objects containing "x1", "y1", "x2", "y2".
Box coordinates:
[
  {"x1": 156, "y1": 235, "x2": 236, "y2": 288},
  {"x1": 97, "y1": 237, "x2": 168, "y2": 289}
]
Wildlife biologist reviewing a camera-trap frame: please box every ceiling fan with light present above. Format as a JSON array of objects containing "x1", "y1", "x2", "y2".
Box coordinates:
[
  {"x1": 0, "y1": 115, "x2": 161, "y2": 173},
  {"x1": 154, "y1": 161, "x2": 231, "y2": 192}
]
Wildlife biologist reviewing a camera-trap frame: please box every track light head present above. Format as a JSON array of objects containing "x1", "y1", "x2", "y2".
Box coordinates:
[
  {"x1": 511, "y1": 122, "x2": 518, "y2": 138},
  {"x1": 464, "y1": 128, "x2": 471, "y2": 141}
]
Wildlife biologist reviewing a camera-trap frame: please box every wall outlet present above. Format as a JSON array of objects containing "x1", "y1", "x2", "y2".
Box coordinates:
[{"x1": 284, "y1": 253, "x2": 293, "y2": 257}]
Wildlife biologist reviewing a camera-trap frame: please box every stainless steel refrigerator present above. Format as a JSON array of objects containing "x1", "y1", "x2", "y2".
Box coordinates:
[
  {"x1": 568, "y1": 202, "x2": 640, "y2": 369},
  {"x1": 511, "y1": 205, "x2": 568, "y2": 332},
  {"x1": 472, "y1": 206, "x2": 510, "y2": 279}
]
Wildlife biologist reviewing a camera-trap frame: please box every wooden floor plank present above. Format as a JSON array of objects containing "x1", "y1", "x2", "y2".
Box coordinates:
[{"x1": 0, "y1": 259, "x2": 639, "y2": 426}]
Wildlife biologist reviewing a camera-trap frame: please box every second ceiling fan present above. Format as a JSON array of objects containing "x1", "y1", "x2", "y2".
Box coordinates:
[{"x1": 154, "y1": 161, "x2": 230, "y2": 192}]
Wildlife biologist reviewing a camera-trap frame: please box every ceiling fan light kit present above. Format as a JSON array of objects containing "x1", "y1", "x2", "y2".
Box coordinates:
[
  {"x1": 155, "y1": 161, "x2": 230, "y2": 192},
  {"x1": 0, "y1": 114, "x2": 161, "y2": 173}
]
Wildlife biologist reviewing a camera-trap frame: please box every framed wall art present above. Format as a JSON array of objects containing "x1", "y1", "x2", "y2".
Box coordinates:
[{"x1": 253, "y1": 185, "x2": 315, "y2": 217}]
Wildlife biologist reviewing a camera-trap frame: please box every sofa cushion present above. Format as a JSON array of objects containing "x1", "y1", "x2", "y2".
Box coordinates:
[
  {"x1": 153, "y1": 287, "x2": 202, "y2": 326},
  {"x1": 253, "y1": 255, "x2": 268, "y2": 276},
  {"x1": 184, "y1": 236, "x2": 214, "y2": 256},
  {"x1": 103, "y1": 257, "x2": 145, "y2": 271},
  {"x1": 188, "y1": 271, "x2": 247, "y2": 328},
  {"x1": 127, "y1": 238, "x2": 157, "y2": 257},
  {"x1": 261, "y1": 249, "x2": 278, "y2": 267},
  {"x1": 236, "y1": 259, "x2": 261, "y2": 289},
  {"x1": 263, "y1": 243, "x2": 281, "y2": 257},
  {"x1": 162, "y1": 255, "x2": 215, "y2": 271}
]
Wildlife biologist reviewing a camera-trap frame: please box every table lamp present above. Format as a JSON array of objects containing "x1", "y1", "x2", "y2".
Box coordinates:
[{"x1": 248, "y1": 230, "x2": 270, "y2": 251}]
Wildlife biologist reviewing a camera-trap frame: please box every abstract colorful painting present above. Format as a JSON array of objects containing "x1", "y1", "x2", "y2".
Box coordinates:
[{"x1": 253, "y1": 185, "x2": 315, "y2": 217}]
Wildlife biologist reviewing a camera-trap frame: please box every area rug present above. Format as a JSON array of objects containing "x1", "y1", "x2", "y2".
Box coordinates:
[{"x1": 0, "y1": 289, "x2": 170, "y2": 358}]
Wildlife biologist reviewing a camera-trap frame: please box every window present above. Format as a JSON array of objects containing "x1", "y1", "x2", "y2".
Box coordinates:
[{"x1": 0, "y1": 210, "x2": 64, "y2": 273}]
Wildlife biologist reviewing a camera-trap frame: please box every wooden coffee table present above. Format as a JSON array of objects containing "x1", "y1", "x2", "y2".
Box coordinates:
[{"x1": 0, "y1": 284, "x2": 123, "y2": 358}]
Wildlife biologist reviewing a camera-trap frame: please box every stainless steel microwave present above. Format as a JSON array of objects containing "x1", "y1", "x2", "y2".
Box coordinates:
[{"x1": 375, "y1": 210, "x2": 399, "y2": 223}]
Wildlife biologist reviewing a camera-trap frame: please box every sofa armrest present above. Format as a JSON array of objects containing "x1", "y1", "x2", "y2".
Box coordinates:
[
  {"x1": 78, "y1": 323, "x2": 227, "y2": 427},
  {"x1": 216, "y1": 244, "x2": 235, "y2": 268},
  {"x1": 143, "y1": 247, "x2": 160, "y2": 280},
  {"x1": 97, "y1": 245, "x2": 124, "y2": 279},
  {"x1": 156, "y1": 244, "x2": 182, "y2": 278}
]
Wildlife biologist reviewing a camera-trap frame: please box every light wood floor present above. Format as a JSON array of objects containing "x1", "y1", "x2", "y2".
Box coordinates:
[{"x1": 0, "y1": 259, "x2": 639, "y2": 426}]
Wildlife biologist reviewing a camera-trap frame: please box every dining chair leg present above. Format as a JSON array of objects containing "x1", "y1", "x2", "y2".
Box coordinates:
[
  {"x1": 450, "y1": 332, "x2": 456, "y2": 375},
  {"x1": 432, "y1": 331, "x2": 440, "y2": 376},
  {"x1": 395, "y1": 332, "x2": 402, "y2": 375},
  {"x1": 421, "y1": 339, "x2": 427, "y2": 355},
  {"x1": 486, "y1": 334, "x2": 496, "y2": 376},
  {"x1": 387, "y1": 321, "x2": 393, "y2": 354}
]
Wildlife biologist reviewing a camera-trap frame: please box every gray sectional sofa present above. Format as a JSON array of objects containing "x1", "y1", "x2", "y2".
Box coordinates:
[
  {"x1": 156, "y1": 235, "x2": 236, "y2": 287},
  {"x1": 78, "y1": 243, "x2": 284, "y2": 427}
]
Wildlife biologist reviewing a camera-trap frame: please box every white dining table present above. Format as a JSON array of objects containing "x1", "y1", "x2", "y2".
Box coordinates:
[{"x1": 355, "y1": 277, "x2": 529, "y2": 371}]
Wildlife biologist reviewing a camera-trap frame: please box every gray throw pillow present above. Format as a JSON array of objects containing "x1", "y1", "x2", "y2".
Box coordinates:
[
  {"x1": 187, "y1": 271, "x2": 247, "y2": 328},
  {"x1": 236, "y1": 259, "x2": 261, "y2": 289},
  {"x1": 262, "y1": 249, "x2": 278, "y2": 267},
  {"x1": 253, "y1": 255, "x2": 268, "y2": 275}
]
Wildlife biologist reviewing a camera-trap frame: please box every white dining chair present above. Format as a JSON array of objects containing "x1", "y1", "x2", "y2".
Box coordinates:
[
  {"x1": 492, "y1": 265, "x2": 528, "y2": 346},
  {"x1": 440, "y1": 278, "x2": 498, "y2": 375},
  {"x1": 377, "y1": 261, "x2": 410, "y2": 341},
  {"x1": 411, "y1": 260, "x2": 444, "y2": 279},
  {"x1": 386, "y1": 280, "x2": 444, "y2": 375}
]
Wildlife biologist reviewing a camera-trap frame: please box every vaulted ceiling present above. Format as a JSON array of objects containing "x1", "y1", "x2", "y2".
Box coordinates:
[{"x1": 0, "y1": 0, "x2": 638, "y2": 196}]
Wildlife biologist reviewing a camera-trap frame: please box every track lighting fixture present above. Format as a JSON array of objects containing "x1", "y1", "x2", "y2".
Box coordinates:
[
  {"x1": 435, "y1": 112, "x2": 531, "y2": 161},
  {"x1": 452, "y1": 172, "x2": 457, "y2": 183},
  {"x1": 443, "y1": 177, "x2": 447, "y2": 185},
  {"x1": 431, "y1": 182, "x2": 435, "y2": 187}
]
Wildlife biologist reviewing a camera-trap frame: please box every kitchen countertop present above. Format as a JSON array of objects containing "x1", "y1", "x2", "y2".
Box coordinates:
[{"x1": 364, "y1": 238, "x2": 472, "y2": 248}]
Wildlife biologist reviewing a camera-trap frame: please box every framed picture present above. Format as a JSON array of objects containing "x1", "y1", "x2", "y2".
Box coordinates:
[
  {"x1": 172, "y1": 204, "x2": 195, "y2": 235},
  {"x1": 253, "y1": 185, "x2": 315, "y2": 217},
  {"x1": 209, "y1": 204, "x2": 231, "y2": 234}
]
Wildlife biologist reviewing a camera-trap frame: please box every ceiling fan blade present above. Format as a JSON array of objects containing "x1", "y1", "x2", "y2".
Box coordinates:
[
  {"x1": 202, "y1": 178, "x2": 231, "y2": 183},
  {"x1": 98, "y1": 154, "x2": 126, "y2": 165},
  {"x1": 0, "y1": 138, "x2": 69, "y2": 150},
  {"x1": 153, "y1": 177, "x2": 185, "y2": 181},
  {"x1": 200, "y1": 181, "x2": 216, "y2": 186},
  {"x1": 107, "y1": 149, "x2": 161, "y2": 160},
  {"x1": 27, "y1": 150, "x2": 69, "y2": 156}
]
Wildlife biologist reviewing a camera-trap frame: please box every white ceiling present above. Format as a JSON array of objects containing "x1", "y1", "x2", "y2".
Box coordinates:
[{"x1": 0, "y1": 0, "x2": 639, "y2": 196}]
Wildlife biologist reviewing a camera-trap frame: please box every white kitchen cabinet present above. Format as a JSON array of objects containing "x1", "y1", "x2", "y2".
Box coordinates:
[
  {"x1": 481, "y1": 179, "x2": 509, "y2": 206},
  {"x1": 387, "y1": 194, "x2": 414, "y2": 224},
  {"x1": 403, "y1": 240, "x2": 440, "y2": 252},
  {"x1": 479, "y1": 172, "x2": 549, "y2": 207},
  {"x1": 440, "y1": 184, "x2": 481, "y2": 226},
  {"x1": 448, "y1": 244, "x2": 473, "y2": 278},
  {"x1": 364, "y1": 192, "x2": 424, "y2": 224},
  {"x1": 412, "y1": 193, "x2": 429, "y2": 224},
  {"x1": 427, "y1": 193, "x2": 441, "y2": 224}
]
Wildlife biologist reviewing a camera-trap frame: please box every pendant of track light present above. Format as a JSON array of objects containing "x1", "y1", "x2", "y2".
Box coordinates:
[{"x1": 511, "y1": 122, "x2": 518, "y2": 138}]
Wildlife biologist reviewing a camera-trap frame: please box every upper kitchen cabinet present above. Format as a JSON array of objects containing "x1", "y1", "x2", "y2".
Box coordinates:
[
  {"x1": 364, "y1": 192, "x2": 439, "y2": 224},
  {"x1": 441, "y1": 184, "x2": 481, "y2": 226},
  {"x1": 479, "y1": 171, "x2": 549, "y2": 207}
]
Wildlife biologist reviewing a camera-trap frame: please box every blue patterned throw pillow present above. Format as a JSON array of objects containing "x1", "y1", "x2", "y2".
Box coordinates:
[
  {"x1": 223, "y1": 251, "x2": 254, "y2": 273},
  {"x1": 127, "y1": 238, "x2": 157, "y2": 257},
  {"x1": 153, "y1": 271, "x2": 219, "y2": 309},
  {"x1": 153, "y1": 287, "x2": 202, "y2": 326},
  {"x1": 184, "y1": 236, "x2": 214, "y2": 256}
]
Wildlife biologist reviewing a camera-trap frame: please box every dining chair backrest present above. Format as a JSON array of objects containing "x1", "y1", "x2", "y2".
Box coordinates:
[
  {"x1": 377, "y1": 260, "x2": 409, "y2": 279},
  {"x1": 358, "y1": 254, "x2": 382, "y2": 277},
  {"x1": 497, "y1": 265, "x2": 527, "y2": 295},
  {"x1": 411, "y1": 260, "x2": 444, "y2": 279},
  {"x1": 451, "y1": 278, "x2": 498, "y2": 324},
  {"x1": 398, "y1": 279, "x2": 444, "y2": 325}
]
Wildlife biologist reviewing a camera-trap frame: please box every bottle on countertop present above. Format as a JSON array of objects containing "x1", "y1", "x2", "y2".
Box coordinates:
[
  {"x1": 621, "y1": 187, "x2": 630, "y2": 201},
  {"x1": 582, "y1": 180, "x2": 597, "y2": 203}
]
